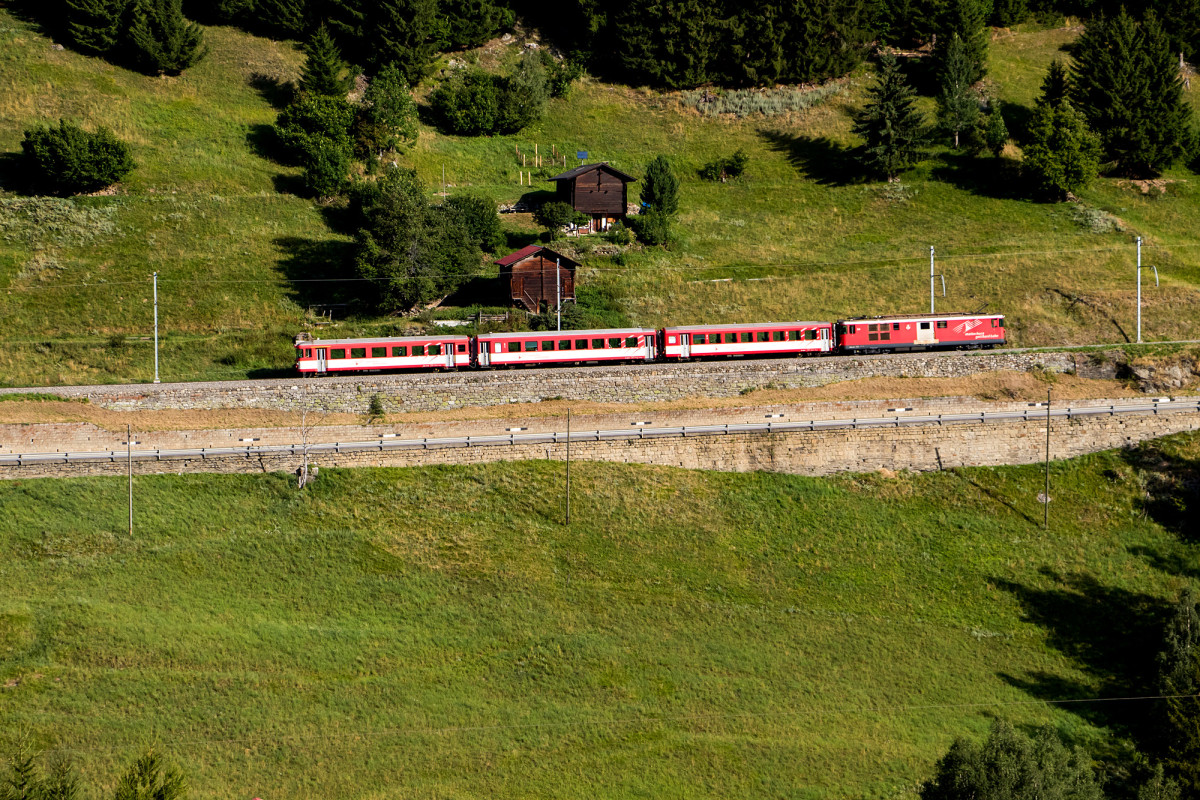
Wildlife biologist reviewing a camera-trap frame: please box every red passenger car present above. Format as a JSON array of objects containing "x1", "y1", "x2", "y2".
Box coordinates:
[
  {"x1": 835, "y1": 313, "x2": 1005, "y2": 353},
  {"x1": 295, "y1": 334, "x2": 472, "y2": 374},
  {"x1": 661, "y1": 322, "x2": 833, "y2": 359},
  {"x1": 476, "y1": 328, "x2": 657, "y2": 367}
]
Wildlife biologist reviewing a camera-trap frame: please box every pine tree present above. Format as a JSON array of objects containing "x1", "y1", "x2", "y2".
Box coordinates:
[
  {"x1": 1071, "y1": 8, "x2": 1191, "y2": 176},
  {"x1": 299, "y1": 25, "x2": 352, "y2": 97},
  {"x1": 640, "y1": 155, "x2": 679, "y2": 216},
  {"x1": 340, "y1": 0, "x2": 438, "y2": 82},
  {"x1": 252, "y1": 0, "x2": 305, "y2": 39},
  {"x1": 1022, "y1": 99, "x2": 1100, "y2": 199},
  {"x1": 1158, "y1": 588, "x2": 1200, "y2": 795},
  {"x1": 852, "y1": 54, "x2": 927, "y2": 181},
  {"x1": 933, "y1": 0, "x2": 989, "y2": 84},
  {"x1": 437, "y1": 0, "x2": 512, "y2": 51},
  {"x1": 111, "y1": 750, "x2": 186, "y2": 800},
  {"x1": 991, "y1": 0, "x2": 1026, "y2": 27},
  {"x1": 1037, "y1": 59, "x2": 1069, "y2": 108},
  {"x1": 1157, "y1": 0, "x2": 1200, "y2": 63},
  {"x1": 124, "y1": 0, "x2": 207, "y2": 75},
  {"x1": 936, "y1": 34, "x2": 980, "y2": 147},
  {"x1": 66, "y1": 0, "x2": 128, "y2": 54}
]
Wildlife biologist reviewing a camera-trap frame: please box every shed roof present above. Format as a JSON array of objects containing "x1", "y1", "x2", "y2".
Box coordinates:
[
  {"x1": 494, "y1": 245, "x2": 580, "y2": 269},
  {"x1": 547, "y1": 162, "x2": 638, "y2": 183}
]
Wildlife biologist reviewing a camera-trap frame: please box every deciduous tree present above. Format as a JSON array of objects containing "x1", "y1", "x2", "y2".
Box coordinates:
[
  {"x1": 354, "y1": 64, "x2": 418, "y2": 157},
  {"x1": 1022, "y1": 99, "x2": 1101, "y2": 199}
]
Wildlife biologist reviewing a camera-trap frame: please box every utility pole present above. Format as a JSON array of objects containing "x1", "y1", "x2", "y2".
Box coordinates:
[
  {"x1": 565, "y1": 409, "x2": 571, "y2": 526},
  {"x1": 127, "y1": 423, "x2": 133, "y2": 536},
  {"x1": 153, "y1": 271, "x2": 160, "y2": 383},
  {"x1": 1135, "y1": 237, "x2": 1159, "y2": 344},
  {"x1": 929, "y1": 246, "x2": 935, "y2": 314},
  {"x1": 1043, "y1": 389, "x2": 1051, "y2": 530},
  {"x1": 555, "y1": 258, "x2": 562, "y2": 332}
]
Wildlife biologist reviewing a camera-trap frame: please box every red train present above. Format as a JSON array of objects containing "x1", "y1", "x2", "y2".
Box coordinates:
[{"x1": 294, "y1": 312, "x2": 1005, "y2": 374}]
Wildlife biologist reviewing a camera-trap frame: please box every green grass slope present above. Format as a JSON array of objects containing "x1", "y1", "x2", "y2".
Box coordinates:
[
  {"x1": 1, "y1": 433, "x2": 1197, "y2": 797},
  {"x1": 1, "y1": 16, "x2": 1199, "y2": 387}
]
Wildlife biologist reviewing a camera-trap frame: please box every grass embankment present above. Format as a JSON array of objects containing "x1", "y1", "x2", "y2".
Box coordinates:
[
  {"x1": 1, "y1": 433, "x2": 1198, "y2": 797},
  {"x1": 1, "y1": 15, "x2": 1199, "y2": 387}
]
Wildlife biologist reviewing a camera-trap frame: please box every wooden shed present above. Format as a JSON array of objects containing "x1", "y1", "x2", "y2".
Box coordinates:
[
  {"x1": 547, "y1": 162, "x2": 637, "y2": 233},
  {"x1": 495, "y1": 245, "x2": 579, "y2": 312}
]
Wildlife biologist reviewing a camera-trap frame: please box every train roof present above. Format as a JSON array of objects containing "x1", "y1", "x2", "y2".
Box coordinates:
[
  {"x1": 837, "y1": 312, "x2": 1003, "y2": 323},
  {"x1": 296, "y1": 334, "x2": 472, "y2": 347},
  {"x1": 477, "y1": 327, "x2": 656, "y2": 338},
  {"x1": 665, "y1": 321, "x2": 829, "y2": 332}
]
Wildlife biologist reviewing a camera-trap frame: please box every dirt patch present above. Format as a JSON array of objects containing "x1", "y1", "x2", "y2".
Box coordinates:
[{"x1": 0, "y1": 371, "x2": 1147, "y2": 431}]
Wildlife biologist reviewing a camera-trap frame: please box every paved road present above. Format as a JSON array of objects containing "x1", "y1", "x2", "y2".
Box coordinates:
[{"x1": 5, "y1": 397, "x2": 1196, "y2": 467}]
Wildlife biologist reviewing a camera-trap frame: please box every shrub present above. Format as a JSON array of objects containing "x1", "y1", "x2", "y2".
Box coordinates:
[
  {"x1": 542, "y1": 50, "x2": 583, "y2": 98},
  {"x1": 630, "y1": 208, "x2": 671, "y2": 246},
  {"x1": 606, "y1": 222, "x2": 633, "y2": 246},
  {"x1": 445, "y1": 193, "x2": 505, "y2": 252},
  {"x1": 21, "y1": 120, "x2": 135, "y2": 195},
  {"x1": 494, "y1": 51, "x2": 548, "y2": 134},
  {"x1": 300, "y1": 140, "x2": 350, "y2": 198},
  {"x1": 699, "y1": 149, "x2": 749, "y2": 181},
  {"x1": 275, "y1": 94, "x2": 355, "y2": 162},
  {"x1": 429, "y1": 68, "x2": 499, "y2": 135},
  {"x1": 534, "y1": 200, "x2": 585, "y2": 237}
]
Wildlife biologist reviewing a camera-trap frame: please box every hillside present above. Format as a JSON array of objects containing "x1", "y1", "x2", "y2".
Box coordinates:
[
  {"x1": 1, "y1": 14, "x2": 1199, "y2": 387},
  {"x1": 0, "y1": 433, "x2": 1197, "y2": 796}
]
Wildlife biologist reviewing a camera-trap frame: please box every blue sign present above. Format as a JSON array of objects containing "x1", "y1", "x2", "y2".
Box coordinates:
[{"x1": 576, "y1": 151, "x2": 588, "y2": 160}]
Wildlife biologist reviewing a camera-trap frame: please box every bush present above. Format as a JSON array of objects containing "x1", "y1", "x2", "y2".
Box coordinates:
[
  {"x1": 630, "y1": 208, "x2": 671, "y2": 246},
  {"x1": 541, "y1": 50, "x2": 583, "y2": 98},
  {"x1": 699, "y1": 149, "x2": 749, "y2": 181},
  {"x1": 300, "y1": 140, "x2": 350, "y2": 198},
  {"x1": 445, "y1": 193, "x2": 505, "y2": 252},
  {"x1": 21, "y1": 120, "x2": 135, "y2": 195},
  {"x1": 495, "y1": 52, "x2": 548, "y2": 134},
  {"x1": 429, "y1": 68, "x2": 499, "y2": 135},
  {"x1": 275, "y1": 95, "x2": 355, "y2": 163},
  {"x1": 534, "y1": 200, "x2": 586, "y2": 237},
  {"x1": 606, "y1": 222, "x2": 633, "y2": 246}
]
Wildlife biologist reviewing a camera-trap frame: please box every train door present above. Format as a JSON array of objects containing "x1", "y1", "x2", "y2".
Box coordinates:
[
  {"x1": 445, "y1": 343, "x2": 456, "y2": 369},
  {"x1": 917, "y1": 322, "x2": 934, "y2": 344},
  {"x1": 316, "y1": 348, "x2": 327, "y2": 373},
  {"x1": 679, "y1": 333, "x2": 691, "y2": 358}
]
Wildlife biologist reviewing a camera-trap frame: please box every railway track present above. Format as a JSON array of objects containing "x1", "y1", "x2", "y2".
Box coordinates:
[{"x1": 5, "y1": 397, "x2": 1196, "y2": 467}]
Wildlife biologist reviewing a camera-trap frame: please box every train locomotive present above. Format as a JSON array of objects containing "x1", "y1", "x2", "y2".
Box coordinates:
[{"x1": 294, "y1": 312, "x2": 1005, "y2": 375}]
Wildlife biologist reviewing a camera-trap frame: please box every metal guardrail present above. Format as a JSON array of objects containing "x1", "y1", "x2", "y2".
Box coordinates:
[{"x1": 2, "y1": 399, "x2": 1198, "y2": 467}]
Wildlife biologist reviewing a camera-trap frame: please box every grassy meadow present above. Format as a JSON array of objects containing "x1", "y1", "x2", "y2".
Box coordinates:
[
  {"x1": 1, "y1": 433, "x2": 1198, "y2": 797},
  {"x1": 1, "y1": 15, "x2": 1199, "y2": 386}
]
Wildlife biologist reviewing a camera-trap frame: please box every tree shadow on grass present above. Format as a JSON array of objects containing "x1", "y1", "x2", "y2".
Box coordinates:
[
  {"x1": 930, "y1": 150, "x2": 1029, "y2": 200},
  {"x1": 757, "y1": 129, "x2": 863, "y2": 186},
  {"x1": 249, "y1": 73, "x2": 295, "y2": 110},
  {"x1": 274, "y1": 235, "x2": 362, "y2": 311},
  {"x1": 502, "y1": 229, "x2": 542, "y2": 251},
  {"x1": 996, "y1": 568, "x2": 1170, "y2": 748},
  {"x1": 1119, "y1": 443, "x2": 1200, "y2": 539},
  {"x1": 0, "y1": 153, "x2": 28, "y2": 195},
  {"x1": 441, "y1": 275, "x2": 507, "y2": 307}
]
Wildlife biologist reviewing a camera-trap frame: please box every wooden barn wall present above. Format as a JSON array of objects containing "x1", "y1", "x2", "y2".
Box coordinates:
[
  {"x1": 510, "y1": 256, "x2": 575, "y2": 309},
  {"x1": 570, "y1": 170, "x2": 626, "y2": 215}
]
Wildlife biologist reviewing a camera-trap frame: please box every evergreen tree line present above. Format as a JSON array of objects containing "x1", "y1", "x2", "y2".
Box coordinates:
[
  {"x1": 2, "y1": 747, "x2": 186, "y2": 800},
  {"x1": 51, "y1": 0, "x2": 206, "y2": 75}
]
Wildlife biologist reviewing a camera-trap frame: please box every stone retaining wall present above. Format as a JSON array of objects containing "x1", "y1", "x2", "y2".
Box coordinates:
[
  {"x1": 7, "y1": 405, "x2": 1196, "y2": 481},
  {"x1": 3, "y1": 351, "x2": 1078, "y2": 414}
]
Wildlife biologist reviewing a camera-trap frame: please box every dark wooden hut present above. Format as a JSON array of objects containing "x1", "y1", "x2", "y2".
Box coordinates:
[
  {"x1": 495, "y1": 245, "x2": 579, "y2": 312},
  {"x1": 547, "y1": 162, "x2": 637, "y2": 232}
]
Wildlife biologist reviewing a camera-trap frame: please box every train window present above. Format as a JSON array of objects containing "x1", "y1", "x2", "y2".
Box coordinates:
[
  {"x1": 608, "y1": 338, "x2": 622, "y2": 348},
  {"x1": 350, "y1": 348, "x2": 366, "y2": 359},
  {"x1": 428, "y1": 345, "x2": 441, "y2": 355},
  {"x1": 868, "y1": 324, "x2": 877, "y2": 332},
  {"x1": 625, "y1": 336, "x2": 638, "y2": 347},
  {"x1": 772, "y1": 331, "x2": 784, "y2": 341},
  {"x1": 740, "y1": 332, "x2": 752, "y2": 343},
  {"x1": 331, "y1": 349, "x2": 345, "y2": 359},
  {"x1": 508, "y1": 341, "x2": 521, "y2": 353},
  {"x1": 524, "y1": 341, "x2": 538, "y2": 351},
  {"x1": 868, "y1": 333, "x2": 879, "y2": 341},
  {"x1": 991, "y1": 319, "x2": 998, "y2": 327},
  {"x1": 592, "y1": 339, "x2": 605, "y2": 349},
  {"x1": 787, "y1": 330, "x2": 799, "y2": 341},
  {"x1": 392, "y1": 346, "x2": 407, "y2": 357},
  {"x1": 893, "y1": 323, "x2": 901, "y2": 331},
  {"x1": 305, "y1": 349, "x2": 313, "y2": 357},
  {"x1": 805, "y1": 329, "x2": 817, "y2": 340},
  {"x1": 457, "y1": 344, "x2": 467, "y2": 353},
  {"x1": 920, "y1": 322, "x2": 930, "y2": 330},
  {"x1": 541, "y1": 340, "x2": 555, "y2": 351},
  {"x1": 576, "y1": 339, "x2": 588, "y2": 349},
  {"x1": 880, "y1": 332, "x2": 891, "y2": 341},
  {"x1": 999, "y1": 318, "x2": 1005, "y2": 327},
  {"x1": 692, "y1": 334, "x2": 704, "y2": 344},
  {"x1": 725, "y1": 333, "x2": 736, "y2": 343},
  {"x1": 413, "y1": 345, "x2": 426, "y2": 356},
  {"x1": 372, "y1": 347, "x2": 386, "y2": 358},
  {"x1": 936, "y1": 321, "x2": 948, "y2": 329},
  {"x1": 559, "y1": 340, "x2": 571, "y2": 350},
  {"x1": 756, "y1": 332, "x2": 769, "y2": 342},
  {"x1": 847, "y1": 325, "x2": 856, "y2": 334}
]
